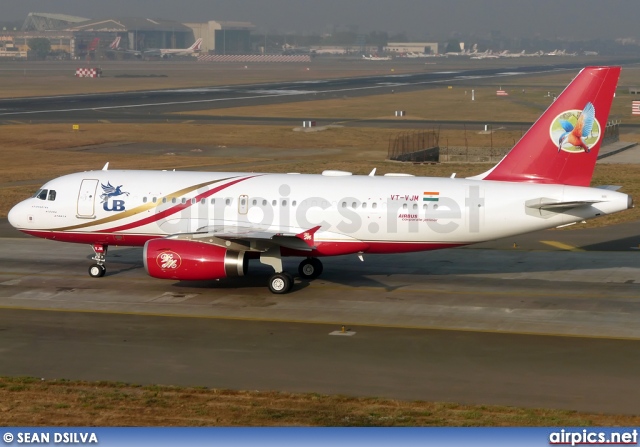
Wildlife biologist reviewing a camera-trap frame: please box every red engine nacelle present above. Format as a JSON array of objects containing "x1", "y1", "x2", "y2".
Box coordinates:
[{"x1": 144, "y1": 239, "x2": 247, "y2": 281}]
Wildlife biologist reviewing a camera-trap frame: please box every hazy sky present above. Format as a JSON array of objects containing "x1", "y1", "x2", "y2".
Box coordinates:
[{"x1": 6, "y1": 0, "x2": 640, "y2": 40}]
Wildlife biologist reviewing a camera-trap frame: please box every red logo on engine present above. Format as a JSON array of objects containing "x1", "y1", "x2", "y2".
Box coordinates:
[{"x1": 156, "y1": 251, "x2": 181, "y2": 270}]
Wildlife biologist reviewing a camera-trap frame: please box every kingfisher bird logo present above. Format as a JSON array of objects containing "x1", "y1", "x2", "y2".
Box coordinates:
[
  {"x1": 101, "y1": 181, "x2": 129, "y2": 212},
  {"x1": 550, "y1": 102, "x2": 600, "y2": 153}
]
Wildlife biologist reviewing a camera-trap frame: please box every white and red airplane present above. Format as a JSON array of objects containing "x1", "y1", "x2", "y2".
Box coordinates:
[
  {"x1": 144, "y1": 38, "x2": 203, "y2": 58},
  {"x1": 7, "y1": 67, "x2": 631, "y2": 293}
]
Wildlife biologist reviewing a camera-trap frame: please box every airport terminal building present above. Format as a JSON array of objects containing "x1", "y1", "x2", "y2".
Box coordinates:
[{"x1": 0, "y1": 12, "x2": 253, "y2": 59}]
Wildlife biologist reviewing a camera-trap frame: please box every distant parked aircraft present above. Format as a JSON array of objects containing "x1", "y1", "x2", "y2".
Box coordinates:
[
  {"x1": 144, "y1": 38, "x2": 203, "y2": 58},
  {"x1": 362, "y1": 54, "x2": 391, "y2": 61}
]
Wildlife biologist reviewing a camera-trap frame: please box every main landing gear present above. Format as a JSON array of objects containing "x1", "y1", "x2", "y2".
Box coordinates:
[
  {"x1": 268, "y1": 272, "x2": 295, "y2": 294},
  {"x1": 261, "y1": 249, "x2": 324, "y2": 294},
  {"x1": 88, "y1": 243, "x2": 107, "y2": 278},
  {"x1": 298, "y1": 257, "x2": 323, "y2": 280}
]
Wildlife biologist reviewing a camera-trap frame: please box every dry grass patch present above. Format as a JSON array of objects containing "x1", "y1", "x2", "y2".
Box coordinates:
[
  {"x1": 177, "y1": 87, "x2": 555, "y2": 122},
  {"x1": 0, "y1": 123, "x2": 395, "y2": 154},
  {"x1": 0, "y1": 377, "x2": 638, "y2": 426}
]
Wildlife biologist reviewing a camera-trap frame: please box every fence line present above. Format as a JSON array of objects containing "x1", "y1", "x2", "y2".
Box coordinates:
[{"x1": 387, "y1": 130, "x2": 439, "y2": 162}]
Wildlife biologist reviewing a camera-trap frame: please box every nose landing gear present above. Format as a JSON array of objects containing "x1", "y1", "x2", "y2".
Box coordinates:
[{"x1": 88, "y1": 243, "x2": 108, "y2": 278}]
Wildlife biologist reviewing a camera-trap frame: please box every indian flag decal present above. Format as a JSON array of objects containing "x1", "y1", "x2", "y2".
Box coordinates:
[{"x1": 423, "y1": 191, "x2": 439, "y2": 202}]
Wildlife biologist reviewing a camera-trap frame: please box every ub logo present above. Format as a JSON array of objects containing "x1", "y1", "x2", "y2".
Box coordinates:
[{"x1": 101, "y1": 181, "x2": 129, "y2": 212}]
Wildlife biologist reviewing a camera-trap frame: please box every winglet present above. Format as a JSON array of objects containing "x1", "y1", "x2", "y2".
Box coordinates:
[
  {"x1": 102, "y1": 162, "x2": 109, "y2": 171},
  {"x1": 295, "y1": 225, "x2": 321, "y2": 248}
]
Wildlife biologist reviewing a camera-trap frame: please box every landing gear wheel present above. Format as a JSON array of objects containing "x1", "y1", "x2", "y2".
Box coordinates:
[
  {"x1": 268, "y1": 272, "x2": 294, "y2": 294},
  {"x1": 88, "y1": 264, "x2": 106, "y2": 278},
  {"x1": 298, "y1": 258, "x2": 323, "y2": 279}
]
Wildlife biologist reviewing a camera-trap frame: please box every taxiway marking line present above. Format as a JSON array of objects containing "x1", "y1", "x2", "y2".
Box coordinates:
[{"x1": 540, "y1": 240, "x2": 585, "y2": 251}]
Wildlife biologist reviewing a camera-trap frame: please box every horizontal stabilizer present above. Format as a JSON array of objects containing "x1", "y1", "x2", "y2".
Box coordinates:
[
  {"x1": 595, "y1": 185, "x2": 622, "y2": 191},
  {"x1": 525, "y1": 198, "x2": 602, "y2": 210}
]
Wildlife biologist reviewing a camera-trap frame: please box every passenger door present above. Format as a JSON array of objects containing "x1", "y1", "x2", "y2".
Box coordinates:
[{"x1": 77, "y1": 179, "x2": 99, "y2": 218}]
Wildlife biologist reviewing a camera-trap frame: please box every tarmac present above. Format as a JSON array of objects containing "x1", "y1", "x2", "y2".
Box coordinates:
[{"x1": 2, "y1": 227, "x2": 640, "y2": 413}]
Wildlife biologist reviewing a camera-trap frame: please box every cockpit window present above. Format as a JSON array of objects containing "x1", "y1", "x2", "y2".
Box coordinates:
[
  {"x1": 34, "y1": 189, "x2": 48, "y2": 200},
  {"x1": 48, "y1": 190, "x2": 56, "y2": 201}
]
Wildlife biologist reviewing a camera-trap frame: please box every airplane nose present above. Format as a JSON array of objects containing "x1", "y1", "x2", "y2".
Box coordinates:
[{"x1": 7, "y1": 202, "x2": 22, "y2": 229}]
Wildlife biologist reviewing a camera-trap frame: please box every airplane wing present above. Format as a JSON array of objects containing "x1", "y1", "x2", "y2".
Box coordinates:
[{"x1": 164, "y1": 224, "x2": 324, "y2": 252}]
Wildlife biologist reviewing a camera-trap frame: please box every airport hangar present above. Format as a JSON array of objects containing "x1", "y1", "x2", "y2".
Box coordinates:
[{"x1": 0, "y1": 12, "x2": 253, "y2": 59}]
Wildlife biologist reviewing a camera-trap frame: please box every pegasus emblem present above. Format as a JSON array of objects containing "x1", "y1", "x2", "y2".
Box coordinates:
[{"x1": 100, "y1": 182, "x2": 129, "y2": 203}]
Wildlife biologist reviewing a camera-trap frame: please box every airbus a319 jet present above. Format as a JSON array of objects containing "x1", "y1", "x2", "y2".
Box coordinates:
[{"x1": 8, "y1": 67, "x2": 631, "y2": 294}]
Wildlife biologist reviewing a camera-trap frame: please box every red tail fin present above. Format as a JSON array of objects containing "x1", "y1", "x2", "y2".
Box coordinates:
[
  {"x1": 190, "y1": 38, "x2": 203, "y2": 51},
  {"x1": 480, "y1": 66, "x2": 620, "y2": 186},
  {"x1": 87, "y1": 38, "x2": 100, "y2": 52},
  {"x1": 109, "y1": 36, "x2": 121, "y2": 50}
]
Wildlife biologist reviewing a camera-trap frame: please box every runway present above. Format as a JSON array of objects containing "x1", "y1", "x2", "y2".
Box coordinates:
[
  {"x1": 0, "y1": 61, "x2": 632, "y2": 122},
  {"x1": 2, "y1": 219, "x2": 640, "y2": 413}
]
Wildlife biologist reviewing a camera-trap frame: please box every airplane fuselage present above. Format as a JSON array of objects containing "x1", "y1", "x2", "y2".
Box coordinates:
[{"x1": 8, "y1": 170, "x2": 630, "y2": 257}]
